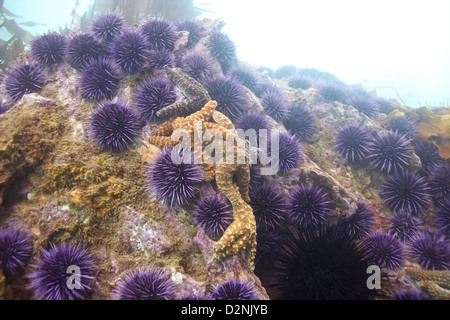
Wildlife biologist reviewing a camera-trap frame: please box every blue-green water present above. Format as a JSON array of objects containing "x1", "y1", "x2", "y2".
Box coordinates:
[{"x1": 2, "y1": 0, "x2": 450, "y2": 108}]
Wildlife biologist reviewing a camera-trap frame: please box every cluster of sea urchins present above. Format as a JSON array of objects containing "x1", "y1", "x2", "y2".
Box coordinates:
[{"x1": 1, "y1": 9, "x2": 449, "y2": 302}]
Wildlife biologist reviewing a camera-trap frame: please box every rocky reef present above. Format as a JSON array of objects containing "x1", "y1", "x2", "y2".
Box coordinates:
[{"x1": 0, "y1": 13, "x2": 448, "y2": 300}]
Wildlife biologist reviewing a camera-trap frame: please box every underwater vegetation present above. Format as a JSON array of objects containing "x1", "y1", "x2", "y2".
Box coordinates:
[{"x1": 0, "y1": 7, "x2": 448, "y2": 302}]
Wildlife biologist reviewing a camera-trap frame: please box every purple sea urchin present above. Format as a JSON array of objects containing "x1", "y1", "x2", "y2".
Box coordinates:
[
  {"x1": 203, "y1": 76, "x2": 247, "y2": 120},
  {"x1": 176, "y1": 20, "x2": 202, "y2": 49},
  {"x1": 287, "y1": 184, "x2": 330, "y2": 229},
  {"x1": 274, "y1": 65, "x2": 299, "y2": 79},
  {"x1": 207, "y1": 30, "x2": 237, "y2": 72},
  {"x1": 235, "y1": 111, "x2": 271, "y2": 133},
  {"x1": 179, "y1": 51, "x2": 214, "y2": 82},
  {"x1": 391, "y1": 289, "x2": 427, "y2": 300},
  {"x1": 0, "y1": 229, "x2": 33, "y2": 276},
  {"x1": 388, "y1": 209, "x2": 423, "y2": 242},
  {"x1": 269, "y1": 132, "x2": 303, "y2": 173},
  {"x1": 260, "y1": 90, "x2": 289, "y2": 123},
  {"x1": 28, "y1": 242, "x2": 96, "y2": 300},
  {"x1": 250, "y1": 183, "x2": 286, "y2": 232},
  {"x1": 435, "y1": 198, "x2": 450, "y2": 236},
  {"x1": 268, "y1": 220, "x2": 379, "y2": 300},
  {"x1": 254, "y1": 81, "x2": 280, "y2": 98},
  {"x1": 140, "y1": 18, "x2": 177, "y2": 51},
  {"x1": 409, "y1": 230, "x2": 450, "y2": 270},
  {"x1": 364, "y1": 232, "x2": 405, "y2": 270},
  {"x1": 379, "y1": 171, "x2": 430, "y2": 214},
  {"x1": 235, "y1": 111, "x2": 271, "y2": 148},
  {"x1": 317, "y1": 83, "x2": 348, "y2": 104},
  {"x1": 209, "y1": 278, "x2": 259, "y2": 300},
  {"x1": 227, "y1": 67, "x2": 259, "y2": 93},
  {"x1": 334, "y1": 124, "x2": 371, "y2": 162},
  {"x1": 179, "y1": 291, "x2": 211, "y2": 300},
  {"x1": 0, "y1": 101, "x2": 8, "y2": 115},
  {"x1": 342, "y1": 201, "x2": 375, "y2": 239},
  {"x1": 148, "y1": 48, "x2": 175, "y2": 70},
  {"x1": 283, "y1": 103, "x2": 316, "y2": 142},
  {"x1": 146, "y1": 148, "x2": 204, "y2": 208},
  {"x1": 287, "y1": 75, "x2": 312, "y2": 90},
  {"x1": 386, "y1": 116, "x2": 417, "y2": 140},
  {"x1": 4, "y1": 62, "x2": 46, "y2": 103},
  {"x1": 376, "y1": 97, "x2": 395, "y2": 115},
  {"x1": 113, "y1": 267, "x2": 176, "y2": 300},
  {"x1": 66, "y1": 33, "x2": 104, "y2": 71},
  {"x1": 367, "y1": 130, "x2": 412, "y2": 173},
  {"x1": 413, "y1": 141, "x2": 443, "y2": 173},
  {"x1": 192, "y1": 194, "x2": 233, "y2": 241},
  {"x1": 255, "y1": 231, "x2": 279, "y2": 267},
  {"x1": 110, "y1": 28, "x2": 148, "y2": 74},
  {"x1": 79, "y1": 58, "x2": 120, "y2": 101},
  {"x1": 89, "y1": 102, "x2": 140, "y2": 152},
  {"x1": 429, "y1": 164, "x2": 450, "y2": 206},
  {"x1": 133, "y1": 77, "x2": 176, "y2": 123},
  {"x1": 346, "y1": 93, "x2": 379, "y2": 118},
  {"x1": 31, "y1": 32, "x2": 67, "y2": 66},
  {"x1": 90, "y1": 12, "x2": 125, "y2": 42}
]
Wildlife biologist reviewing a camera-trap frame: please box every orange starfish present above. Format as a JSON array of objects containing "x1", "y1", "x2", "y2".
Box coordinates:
[
  {"x1": 213, "y1": 201, "x2": 256, "y2": 271},
  {"x1": 149, "y1": 102, "x2": 256, "y2": 271},
  {"x1": 149, "y1": 100, "x2": 217, "y2": 149}
]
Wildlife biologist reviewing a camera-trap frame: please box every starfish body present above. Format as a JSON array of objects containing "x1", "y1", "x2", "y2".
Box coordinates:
[
  {"x1": 405, "y1": 267, "x2": 450, "y2": 300},
  {"x1": 156, "y1": 65, "x2": 211, "y2": 119},
  {"x1": 213, "y1": 201, "x2": 257, "y2": 271},
  {"x1": 149, "y1": 100, "x2": 217, "y2": 148},
  {"x1": 149, "y1": 100, "x2": 256, "y2": 271}
]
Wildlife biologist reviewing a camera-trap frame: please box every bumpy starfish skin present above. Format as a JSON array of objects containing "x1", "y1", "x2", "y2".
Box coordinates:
[
  {"x1": 417, "y1": 281, "x2": 450, "y2": 300},
  {"x1": 150, "y1": 99, "x2": 256, "y2": 271},
  {"x1": 149, "y1": 100, "x2": 217, "y2": 148},
  {"x1": 405, "y1": 267, "x2": 450, "y2": 300},
  {"x1": 156, "y1": 66, "x2": 211, "y2": 118},
  {"x1": 213, "y1": 201, "x2": 257, "y2": 271}
]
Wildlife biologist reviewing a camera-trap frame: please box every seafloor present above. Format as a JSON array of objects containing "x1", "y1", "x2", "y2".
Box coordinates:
[{"x1": 0, "y1": 15, "x2": 449, "y2": 300}]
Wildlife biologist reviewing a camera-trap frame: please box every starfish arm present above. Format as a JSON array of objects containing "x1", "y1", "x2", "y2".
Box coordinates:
[
  {"x1": 236, "y1": 164, "x2": 251, "y2": 203},
  {"x1": 213, "y1": 221, "x2": 252, "y2": 258},
  {"x1": 152, "y1": 118, "x2": 179, "y2": 136},
  {"x1": 164, "y1": 65, "x2": 211, "y2": 98},
  {"x1": 417, "y1": 281, "x2": 450, "y2": 300},
  {"x1": 245, "y1": 232, "x2": 257, "y2": 272},
  {"x1": 184, "y1": 100, "x2": 217, "y2": 124},
  {"x1": 212, "y1": 110, "x2": 235, "y2": 130},
  {"x1": 216, "y1": 163, "x2": 243, "y2": 207},
  {"x1": 205, "y1": 122, "x2": 228, "y2": 137},
  {"x1": 405, "y1": 267, "x2": 450, "y2": 289},
  {"x1": 148, "y1": 136, "x2": 179, "y2": 148}
]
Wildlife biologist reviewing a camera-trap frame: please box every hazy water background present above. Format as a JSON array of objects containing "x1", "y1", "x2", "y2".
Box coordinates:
[{"x1": 3, "y1": 0, "x2": 450, "y2": 108}]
